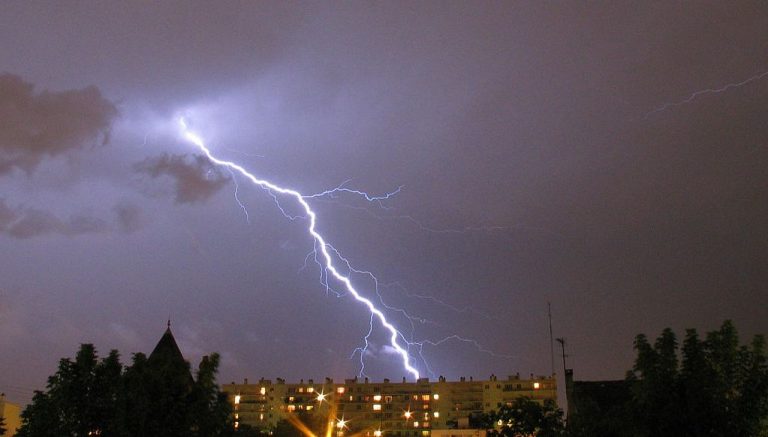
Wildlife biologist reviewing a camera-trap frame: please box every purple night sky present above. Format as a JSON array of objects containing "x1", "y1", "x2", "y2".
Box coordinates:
[{"x1": 1, "y1": 2, "x2": 767, "y2": 405}]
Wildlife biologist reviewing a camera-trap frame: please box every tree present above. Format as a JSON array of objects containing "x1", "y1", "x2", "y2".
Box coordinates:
[
  {"x1": 190, "y1": 354, "x2": 234, "y2": 437},
  {"x1": 623, "y1": 321, "x2": 768, "y2": 437},
  {"x1": 566, "y1": 321, "x2": 768, "y2": 437},
  {"x1": 481, "y1": 397, "x2": 565, "y2": 437},
  {"x1": 0, "y1": 415, "x2": 6, "y2": 436},
  {"x1": 626, "y1": 328, "x2": 684, "y2": 436},
  {"x1": 17, "y1": 344, "x2": 123, "y2": 437},
  {"x1": 16, "y1": 343, "x2": 234, "y2": 437}
]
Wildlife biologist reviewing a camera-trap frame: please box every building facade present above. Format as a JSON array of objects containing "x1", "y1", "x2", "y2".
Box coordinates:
[
  {"x1": 0, "y1": 393, "x2": 22, "y2": 437},
  {"x1": 223, "y1": 373, "x2": 555, "y2": 436}
]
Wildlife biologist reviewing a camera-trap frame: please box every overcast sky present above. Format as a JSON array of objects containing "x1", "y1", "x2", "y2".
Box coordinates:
[{"x1": 1, "y1": 2, "x2": 767, "y2": 405}]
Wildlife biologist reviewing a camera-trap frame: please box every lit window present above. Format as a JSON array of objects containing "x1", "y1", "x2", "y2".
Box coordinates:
[
  {"x1": 433, "y1": 394, "x2": 439, "y2": 400},
  {"x1": 337, "y1": 387, "x2": 346, "y2": 394},
  {"x1": 298, "y1": 387, "x2": 304, "y2": 393},
  {"x1": 287, "y1": 405, "x2": 296, "y2": 412},
  {"x1": 234, "y1": 422, "x2": 239, "y2": 429},
  {"x1": 413, "y1": 421, "x2": 419, "y2": 428},
  {"x1": 349, "y1": 395, "x2": 353, "y2": 401},
  {"x1": 259, "y1": 413, "x2": 264, "y2": 420},
  {"x1": 373, "y1": 394, "x2": 382, "y2": 401},
  {"x1": 433, "y1": 411, "x2": 439, "y2": 418},
  {"x1": 422, "y1": 395, "x2": 430, "y2": 401},
  {"x1": 289, "y1": 396, "x2": 295, "y2": 402},
  {"x1": 260, "y1": 387, "x2": 266, "y2": 395},
  {"x1": 307, "y1": 387, "x2": 314, "y2": 393},
  {"x1": 533, "y1": 382, "x2": 540, "y2": 390},
  {"x1": 234, "y1": 395, "x2": 241, "y2": 404},
  {"x1": 235, "y1": 414, "x2": 239, "y2": 419},
  {"x1": 373, "y1": 404, "x2": 382, "y2": 411},
  {"x1": 306, "y1": 405, "x2": 313, "y2": 411}
]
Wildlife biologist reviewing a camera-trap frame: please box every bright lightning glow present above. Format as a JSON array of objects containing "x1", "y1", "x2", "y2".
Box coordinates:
[{"x1": 178, "y1": 117, "x2": 420, "y2": 380}]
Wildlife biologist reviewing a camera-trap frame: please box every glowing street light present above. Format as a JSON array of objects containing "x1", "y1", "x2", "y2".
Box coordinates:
[
  {"x1": 316, "y1": 391, "x2": 327, "y2": 402},
  {"x1": 336, "y1": 417, "x2": 348, "y2": 429}
]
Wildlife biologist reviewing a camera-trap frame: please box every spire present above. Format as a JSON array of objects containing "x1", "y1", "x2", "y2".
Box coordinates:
[
  {"x1": 149, "y1": 322, "x2": 186, "y2": 367},
  {"x1": 148, "y1": 321, "x2": 194, "y2": 386}
]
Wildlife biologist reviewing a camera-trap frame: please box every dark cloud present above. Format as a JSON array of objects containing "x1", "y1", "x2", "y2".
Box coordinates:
[
  {"x1": 134, "y1": 153, "x2": 230, "y2": 204},
  {"x1": 0, "y1": 198, "x2": 108, "y2": 239},
  {"x1": 0, "y1": 73, "x2": 117, "y2": 174},
  {"x1": 113, "y1": 202, "x2": 143, "y2": 233}
]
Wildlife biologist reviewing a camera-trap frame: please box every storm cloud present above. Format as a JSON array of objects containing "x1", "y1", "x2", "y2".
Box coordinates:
[
  {"x1": 0, "y1": 73, "x2": 118, "y2": 174},
  {"x1": 134, "y1": 153, "x2": 230, "y2": 204},
  {"x1": 0, "y1": 198, "x2": 108, "y2": 239}
]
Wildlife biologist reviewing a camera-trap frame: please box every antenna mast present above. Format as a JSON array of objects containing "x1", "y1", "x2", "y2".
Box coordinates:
[
  {"x1": 556, "y1": 337, "x2": 568, "y2": 376},
  {"x1": 548, "y1": 302, "x2": 555, "y2": 377}
]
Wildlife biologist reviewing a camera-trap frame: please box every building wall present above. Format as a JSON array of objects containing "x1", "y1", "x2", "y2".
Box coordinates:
[
  {"x1": 431, "y1": 430, "x2": 486, "y2": 437},
  {"x1": 223, "y1": 374, "x2": 556, "y2": 436},
  {"x1": 0, "y1": 394, "x2": 22, "y2": 437}
]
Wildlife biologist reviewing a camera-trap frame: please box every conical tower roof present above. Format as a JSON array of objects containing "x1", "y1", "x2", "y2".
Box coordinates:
[{"x1": 148, "y1": 321, "x2": 188, "y2": 369}]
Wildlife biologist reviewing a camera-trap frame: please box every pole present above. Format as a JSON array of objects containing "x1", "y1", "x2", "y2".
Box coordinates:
[
  {"x1": 556, "y1": 338, "x2": 567, "y2": 376},
  {"x1": 548, "y1": 302, "x2": 555, "y2": 377}
]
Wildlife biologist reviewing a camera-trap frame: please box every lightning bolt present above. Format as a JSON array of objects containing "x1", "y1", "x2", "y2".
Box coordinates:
[
  {"x1": 646, "y1": 69, "x2": 768, "y2": 117},
  {"x1": 178, "y1": 117, "x2": 421, "y2": 379},
  {"x1": 313, "y1": 243, "x2": 513, "y2": 378}
]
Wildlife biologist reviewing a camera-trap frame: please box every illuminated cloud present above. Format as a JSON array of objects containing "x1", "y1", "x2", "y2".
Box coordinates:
[
  {"x1": 0, "y1": 73, "x2": 117, "y2": 174},
  {"x1": 113, "y1": 202, "x2": 143, "y2": 233},
  {"x1": 0, "y1": 198, "x2": 108, "y2": 239},
  {"x1": 134, "y1": 153, "x2": 230, "y2": 204}
]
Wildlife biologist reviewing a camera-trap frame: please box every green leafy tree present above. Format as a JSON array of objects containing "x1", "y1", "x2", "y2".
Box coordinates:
[
  {"x1": 190, "y1": 354, "x2": 234, "y2": 436},
  {"x1": 623, "y1": 321, "x2": 768, "y2": 437},
  {"x1": 626, "y1": 328, "x2": 683, "y2": 436},
  {"x1": 567, "y1": 321, "x2": 767, "y2": 437},
  {"x1": 481, "y1": 397, "x2": 565, "y2": 437},
  {"x1": 17, "y1": 343, "x2": 234, "y2": 437},
  {"x1": 17, "y1": 344, "x2": 123, "y2": 437}
]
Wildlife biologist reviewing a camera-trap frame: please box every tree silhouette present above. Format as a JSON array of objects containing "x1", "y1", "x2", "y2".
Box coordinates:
[
  {"x1": 569, "y1": 320, "x2": 768, "y2": 437},
  {"x1": 16, "y1": 343, "x2": 233, "y2": 437}
]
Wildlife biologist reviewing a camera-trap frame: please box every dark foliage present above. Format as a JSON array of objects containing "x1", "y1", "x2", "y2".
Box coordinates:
[
  {"x1": 567, "y1": 320, "x2": 768, "y2": 437},
  {"x1": 478, "y1": 397, "x2": 565, "y2": 437},
  {"x1": 16, "y1": 344, "x2": 233, "y2": 437}
]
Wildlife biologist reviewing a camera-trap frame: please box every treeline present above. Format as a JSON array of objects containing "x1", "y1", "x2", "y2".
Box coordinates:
[
  {"x1": 569, "y1": 320, "x2": 768, "y2": 437},
  {"x1": 16, "y1": 344, "x2": 233, "y2": 437},
  {"x1": 461, "y1": 320, "x2": 767, "y2": 437},
  {"x1": 14, "y1": 321, "x2": 767, "y2": 437}
]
